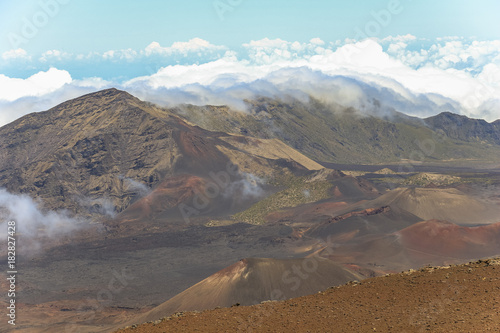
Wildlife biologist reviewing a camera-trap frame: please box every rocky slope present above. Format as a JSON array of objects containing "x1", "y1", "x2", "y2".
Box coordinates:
[
  {"x1": 127, "y1": 257, "x2": 362, "y2": 326},
  {"x1": 365, "y1": 187, "x2": 500, "y2": 225},
  {"x1": 170, "y1": 97, "x2": 500, "y2": 165},
  {"x1": 0, "y1": 88, "x2": 322, "y2": 217},
  {"x1": 1, "y1": 89, "x2": 498, "y2": 218},
  {"x1": 3, "y1": 89, "x2": 500, "y2": 333},
  {"x1": 425, "y1": 111, "x2": 500, "y2": 144},
  {"x1": 114, "y1": 258, "x2": 500, "y2": 332}
]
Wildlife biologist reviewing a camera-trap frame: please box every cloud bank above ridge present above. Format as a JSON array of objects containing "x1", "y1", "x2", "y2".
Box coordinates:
[{"x1": 1, "y1": 36, "x2": 499, "y2": 126}]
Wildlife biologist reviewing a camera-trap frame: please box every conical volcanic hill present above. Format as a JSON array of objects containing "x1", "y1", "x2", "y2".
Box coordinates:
[
  {"x1": 115, "y1": 259, "x2": 500, "y2": 333},
  {"x1": 2, "y1": 89, "x2": 500, "y2": 333},
  {"x1": 127, "y1": 257, "x2": 361, "y2": 326}
]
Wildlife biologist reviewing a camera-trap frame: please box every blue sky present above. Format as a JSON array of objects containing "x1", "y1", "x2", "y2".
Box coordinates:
[
  {"x1": 1, "y1": 0, "x2": 499, "y2": 55},
  {"x1": 0, "y1": 0, "x2": 500, "y2": 124}
]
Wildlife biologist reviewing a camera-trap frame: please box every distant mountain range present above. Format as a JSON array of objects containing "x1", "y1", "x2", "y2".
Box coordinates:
[
  {"x1": 424, "y1": 111, "x2": 500, "y2": 144},
  {"x1": 1, "y1": 88, "x2": 498, "y2": 217},
  {"x1": 2, "y1": 88, "x2": 500, "y2": 333},
  {"x1": 169, "y1": 96, "x2": 500, "y2": 165}
]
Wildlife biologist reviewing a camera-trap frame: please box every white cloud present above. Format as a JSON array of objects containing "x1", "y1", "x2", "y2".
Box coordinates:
[
  {"x1": 102, "y1": 48, "x2": 137, "y2": 61},
  {"x1": 39, "y1": 49, "x2": 72, "y2": 62},
  {"x1": 381, "y1": 34, "x2": 417, "y2": 43},
  {"x1": 384, "y1": 38, "x2": 500, "y2": 73},
  {"x1": 244, "y1": 37, "x2": 291, "y2": 49},
  {"x1": 171, "y1": 37, "x2": 224, "y2": 53},
  {"x1": 73, "y1": 77, "x2": 112, "y2": 89},
  {"x1": 0, "y1": 69, "x2": 112, "y2": 127},
  {"x1": 1, "y1": 37, "x2": 500, "y2": 125},
  {"x1": 436, "y1": 36, "x2": 463, "y2": 42},
  {"x1": 144, "y1": 38, "x2": 225, "y2": 56},
  {"x1": 0, "y1": 68, "x2": 72, "y2": 102},
  {"x1": 242, "y1": 37, "x2": 329, "y2": 64},
  {"x1": 75, "y1": 51, "x2": 101, "y2": 61},
  {"x1": 0, "y1": 188, "x2": 85, "y2": 254},
  {"x1": 124, "y1": 38, "x2": 500, "y2": 121},
  {"x1": 310, "y1": 37, "x2": 325, "y2": 46},
  {"x1": 2, "y1": 48, "x2": 30, "y2": 61},
  {"x1": 119, "y1": 176, "x2": 151, "y2": 197},
  {"x1": 125, "y1": 54, "x2": 266, "y2": 89},
  {"x1": 144, "y1": 42, "x2": 162, "y2": 56}
]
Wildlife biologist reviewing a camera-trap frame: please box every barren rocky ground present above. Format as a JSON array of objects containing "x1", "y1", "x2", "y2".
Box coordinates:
[
  {"x1": 2, "y1": 90, "x2": 500, "y2": 333},
  {"x1": 115, "y1": 258, "x2": 500, "y2": 332}
]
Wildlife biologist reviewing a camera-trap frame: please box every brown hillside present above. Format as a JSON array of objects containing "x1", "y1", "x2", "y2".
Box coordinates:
[
  {"x1": 124, "y1": 257, "x2": 362, "y2": 327},
  {"x1": 397, "y1": 220, "x2": 500, "y2": 259},
  {"x1": 115, "y1": 258, "x2": 500, "y2": 333},
  {"x1": 0, "y1": 88, "x2": 324, "y2": 218},
  {"x1": 318, "y1": 220, "x2": 500, "y2": 275},
  {"x1": 367, "y1": 187, "x2": 500, "y2": 225}
]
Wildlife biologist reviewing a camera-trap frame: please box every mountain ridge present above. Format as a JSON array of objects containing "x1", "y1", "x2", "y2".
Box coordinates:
[
  {"x1": 3, "y1": 88, "x2": 500, "y2": 333},
  {"x1": 0, "y1": 88, "x2": 324, "y2": 217},
  {"x1": 424, "y1": 111, "x2": 500, "y2": 144},
  {"x1": 167, "y1": 95, "x2": 500, "y2": 165}
]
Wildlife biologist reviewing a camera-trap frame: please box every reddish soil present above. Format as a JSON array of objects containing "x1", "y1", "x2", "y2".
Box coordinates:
[
  {"x1": 125, "y1": 257, "x2": 361, "y2": 327},
  {"x1": 329, "y1": 205, "x2": 391, "y2": 223},
  {"x1": 398, "y1": 220, "x2": 500, "y2": 259},
  {"x1": 119, "y1": 174, "x2": 206, "y2": 221},
  {"x1": 115, "y1": 259, "x2": 500, "y2": 333}
]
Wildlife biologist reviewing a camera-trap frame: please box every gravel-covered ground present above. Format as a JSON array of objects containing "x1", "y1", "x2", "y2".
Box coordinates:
[{"x1": 115, "y1": 258, "x2": 500, "y2": 333}]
